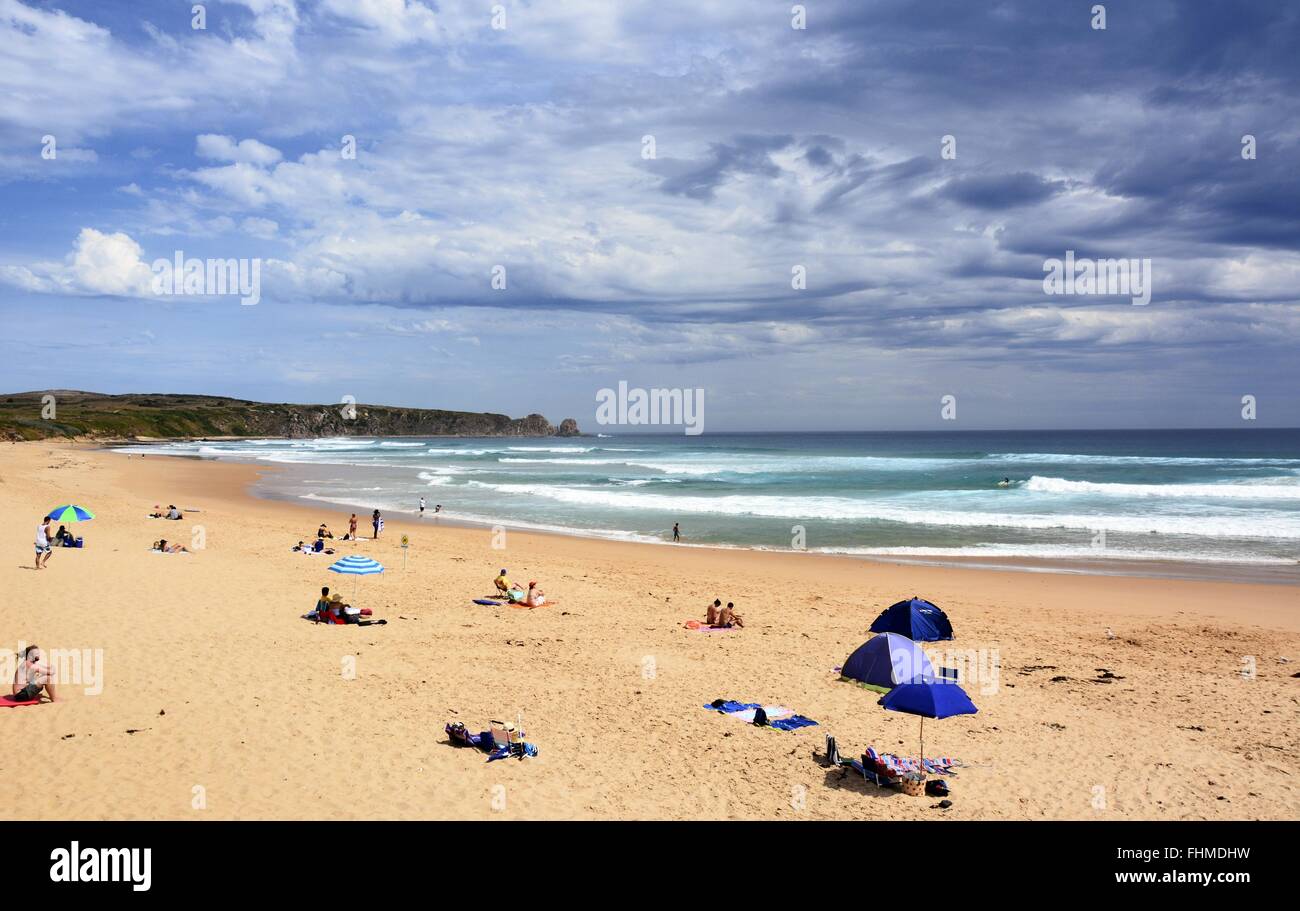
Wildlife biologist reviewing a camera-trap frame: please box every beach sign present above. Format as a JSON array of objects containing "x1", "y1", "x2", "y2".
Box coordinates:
[{"x1": 401, "y1": 534, "x2": 409, "y2": 569}]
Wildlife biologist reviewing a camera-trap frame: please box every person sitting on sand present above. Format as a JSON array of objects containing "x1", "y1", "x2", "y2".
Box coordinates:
[
  {"x1": 153, "y1": 539, "x2": 189, "y2": 554},
  {"x1": 318, "y1": 523, "x2": 333, "y2": 540},
  {"x1": 494, "y1": 569, "x2": 512, "y2": 597},
  {"x1": 720, "y1": 602, "x2": 743, "y2": 628},
  {"x1": 54, "y1": 525, "x2": 75, "y2": 547},
  {"x1": 12, "y1": 645, "x2": 57, "y2": 703},
  {"x1": 705, "y1": 598, "x2": 725, "y2": 625},
  {"x1": 166, "y1": 505, "x2": 183, "y2": 520},
  {"x1": 519, "y1": 581, "x2": 546, "y2": 607},
  {"x1": 314, "y1": 586, "x2": 331, "y2": 623},
  {"x1": 706, "y1": 600, "x2": 743, "y2": 628}
]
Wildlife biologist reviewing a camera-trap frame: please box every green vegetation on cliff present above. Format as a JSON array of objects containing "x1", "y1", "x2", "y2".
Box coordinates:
[{"x1": 0, "y1": 391, "x2": 580, "y2": 442}]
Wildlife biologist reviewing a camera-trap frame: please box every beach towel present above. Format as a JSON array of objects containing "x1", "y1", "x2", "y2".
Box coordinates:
[
  {"x1": 769, "y1": 714, "x2": 818, "y2": 731},
  {"x1": 303, "y1": 608, "x2": 371, "y2": 622},
  {"x1": 0, "y1": 694, "x2": 42, "y2": 707},
  {"x1": 684, "y1": 620, "x2": 735, "y2": 632},
  {"x1": 728, "y1": 706, "x2": 793, "y2": 723},
  {"x1": 865, "y1": 747, "x2": 961, "y2": 776},
  {"x1": 703, "y1": 701, "x2": 818, "y2": 731},
  {"x1": 703, "y1": 701, "x2": 760, "y2": 714},
  {"x1": 473, "y1": 599, "x2": 502, "y2": 605}
]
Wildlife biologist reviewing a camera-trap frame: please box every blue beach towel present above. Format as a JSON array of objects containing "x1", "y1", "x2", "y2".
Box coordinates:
[
  {"x1": 703, "y1": 701, "x2": 761, "y2": 713},
  {"x1": 473, "y1": 599, "x2": 502, "y2": 605},
  {"x1": 703, "y1": 701, "x2": 817, "y2": 731},
  {"x1": 769, "y1": 714, "x2": 818, "y2": 731}
]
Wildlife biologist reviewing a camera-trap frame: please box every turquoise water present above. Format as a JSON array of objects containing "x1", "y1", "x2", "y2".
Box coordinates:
[{"x1": 125, "y1": 429, "x2": 1300, "y2": 572}]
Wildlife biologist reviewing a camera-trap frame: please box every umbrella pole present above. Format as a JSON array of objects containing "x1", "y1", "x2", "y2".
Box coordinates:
[{"x1": 920, "y1": 716, "x2": 925, "y2": 780}]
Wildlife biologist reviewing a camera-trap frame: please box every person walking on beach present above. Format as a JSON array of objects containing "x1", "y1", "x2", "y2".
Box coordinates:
[
  {"x1": 672, "y1": 522, "x2": 680, "y2": 543},
  {"x1": 34, "y1": 515, "x2": 54, "y2": 570},
  {"x1": 419, "y1": 496, "x2": 426, "y2": 518},
  {"x1": 372, "y1": 509, "x2": 382, "y2": 540}
]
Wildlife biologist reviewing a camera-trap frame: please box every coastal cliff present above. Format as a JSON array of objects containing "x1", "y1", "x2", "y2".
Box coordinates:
[{"x1": 0, "y1": 391, "x2": 580, "y2": 442}]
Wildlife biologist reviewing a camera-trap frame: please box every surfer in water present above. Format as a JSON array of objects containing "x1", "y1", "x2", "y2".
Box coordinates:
[{"x1": 997, "y1": 477, "x2": 1012, "y2": 488}]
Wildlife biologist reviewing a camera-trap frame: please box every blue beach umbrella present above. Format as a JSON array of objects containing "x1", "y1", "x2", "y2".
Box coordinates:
[
  {"x1": 878, "y1": 679, "x2": 978, "y2": 775},
  {"x1": 48, "y1": 505, "x2": 95, "y2": 523},
  {"x1": 328, "y1": 554, "x2": 384, "y2": 599}
]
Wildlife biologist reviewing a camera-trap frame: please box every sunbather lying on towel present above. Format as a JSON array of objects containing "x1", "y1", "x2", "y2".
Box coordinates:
[{"x1": 153, "y1": 539, "x2": 189, "y2": 553}]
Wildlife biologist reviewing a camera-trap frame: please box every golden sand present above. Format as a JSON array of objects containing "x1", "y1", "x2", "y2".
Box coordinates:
[{"x1": 2, "y1": 442, "x2": 1296, "y2": 819}]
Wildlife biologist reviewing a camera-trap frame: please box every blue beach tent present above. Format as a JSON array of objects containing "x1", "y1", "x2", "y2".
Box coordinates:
[
  {"x1": 869, "y1": 597, "x2": 954, "y2": 642},
  {"x1": 841, "y1": 633, "x2": 934, "y2": 689}
]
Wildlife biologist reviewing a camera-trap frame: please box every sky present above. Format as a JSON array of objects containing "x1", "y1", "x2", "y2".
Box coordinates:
[{"x1": 1, "y1": 0, "x2": 1298, "y2": 431}]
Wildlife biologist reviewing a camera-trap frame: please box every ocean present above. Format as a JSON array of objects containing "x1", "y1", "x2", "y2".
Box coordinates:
[{"x1": 122, "y1": 429, "x2": 1300, "y2": 580}]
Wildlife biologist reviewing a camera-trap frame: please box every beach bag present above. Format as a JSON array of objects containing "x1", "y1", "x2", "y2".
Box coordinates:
[
  {"x1": 925, "y1": 779, "x2": 950, "y2": 797},
  {"x1": 752, "y1": 706, "x2": 768, "y2": 727},
  {"x1": 446, "y1": 722, "x2": 474, "y2": 746},
  {"x1": 898, "y1": 773, "x2": 926, "y2": 797}
]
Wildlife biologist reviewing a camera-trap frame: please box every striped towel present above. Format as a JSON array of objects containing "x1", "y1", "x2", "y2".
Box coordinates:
[{"x1": 866, "y1": 748, "x2": 960, "y2": 775}]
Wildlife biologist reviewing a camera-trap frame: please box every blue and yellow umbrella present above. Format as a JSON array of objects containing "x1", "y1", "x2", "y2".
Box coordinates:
[{"x1": 48, "y1": 505, "x2": 95, "y2": 523}]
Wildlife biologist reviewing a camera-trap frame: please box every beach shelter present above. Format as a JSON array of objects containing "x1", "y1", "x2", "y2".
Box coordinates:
[
  {"x1": 878, "y1": 679, "x2": 977, "y2": 776},
  {"x1": 328, "y1": 554, "x2": 384, "y2": 600},
  {"x1": 869, "y1": 597, "x2": 953, "y2": 641},
  {"x1": 841, "y1": 633, "x2": 934, "y2": 689},
  {"x1": 48, "y1": 505, "x2": 95, "y2": 523}
]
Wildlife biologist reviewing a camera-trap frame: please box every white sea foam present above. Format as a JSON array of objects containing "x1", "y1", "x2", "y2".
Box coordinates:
[
  {"x1": 463, "y1": 481, "x2": 1300, "y2": 538},
  {"x1": 1022, "y1": 475, "x2": 1300, "y2": 500},
  {"x1": 989, "y1": 452, "x2": 1300, "y2": 466},
  {"x1": 815, "y1": 544, "x2": 1295, "y2": 565}
]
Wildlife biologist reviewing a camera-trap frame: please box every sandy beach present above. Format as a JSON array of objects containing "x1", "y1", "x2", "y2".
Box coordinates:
[{"x1": 2, "y1": 441, "x2": 1297, "y2": 820}]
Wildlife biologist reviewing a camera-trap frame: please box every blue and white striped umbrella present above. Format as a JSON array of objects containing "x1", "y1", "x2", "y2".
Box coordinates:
[
  {"x1": 328, "y1": 555, "x2": 384, "y2": 576},
  {"x1": 327, "y1": 554, "x2": 384, "y2": 599}
]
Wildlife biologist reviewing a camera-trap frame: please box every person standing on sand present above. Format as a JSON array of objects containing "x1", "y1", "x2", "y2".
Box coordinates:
[
  {"x1": 372, "y1": 509, "x2": 382, "y2": 539},
  {"x1": 673, "y1": 522, "x2": 680, "y2": 543},
  {"x1": 34, "y1": 515, "x2": 54, "y2": 570},
  {"x1": 348, "y1": 514, "x2": 358, "y2": 540},
  {"x1": 419, "y1": 496, "x2": 426, "y2": 518}
]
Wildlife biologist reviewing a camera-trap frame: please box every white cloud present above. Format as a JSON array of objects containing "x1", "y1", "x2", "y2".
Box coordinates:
[
  {"x1": 1, "y1": 228, "x2": 153, "y2": 298},
  {"x1": 196, "y1": 134, "x2": 283, "y2": 166},
  {"x1": 241, "y1": 216, "x2": 280, "y2": 239}
]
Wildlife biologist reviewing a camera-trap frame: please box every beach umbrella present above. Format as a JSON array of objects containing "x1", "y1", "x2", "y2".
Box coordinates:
[
  {"x1": 327, "y1": 554, "x2": 384, "y2": 600},
  {"x1": 47, "y1": 505, "x2": 95, "y2": 523},
  {"x1": 878, "y1": 679, "x2": 977, "y2": 777}
]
